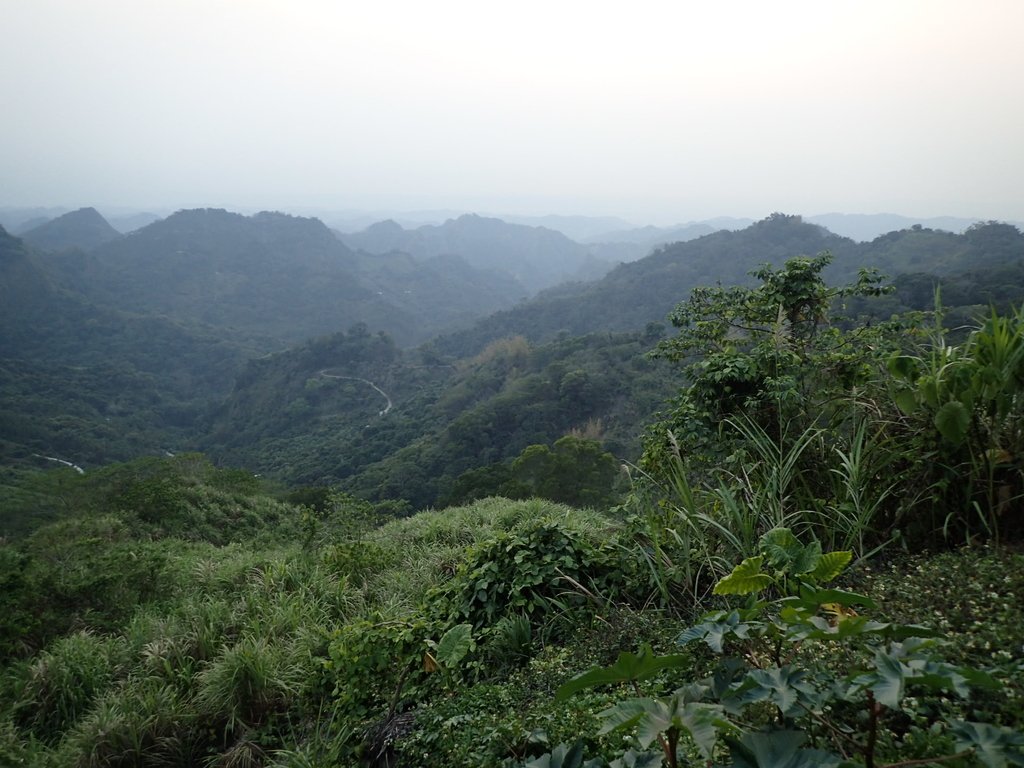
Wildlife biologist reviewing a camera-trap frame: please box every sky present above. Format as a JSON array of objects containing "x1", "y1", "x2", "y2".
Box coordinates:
[{"x1": 2, "y1": 0, "x2": 1023, "y2": 225}]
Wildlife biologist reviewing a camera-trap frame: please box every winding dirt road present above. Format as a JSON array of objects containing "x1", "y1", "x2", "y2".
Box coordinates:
[{"x1": 317, "y1": 370, "x2": 393, "y2": 416}]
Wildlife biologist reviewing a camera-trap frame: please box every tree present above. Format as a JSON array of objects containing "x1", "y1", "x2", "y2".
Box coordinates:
[
  {"x1": 642, "y1": 252, "x2": 901, "y2": 472},
  {"x1": 511, "y1": 435, "x2": 621, "y2": 509}
]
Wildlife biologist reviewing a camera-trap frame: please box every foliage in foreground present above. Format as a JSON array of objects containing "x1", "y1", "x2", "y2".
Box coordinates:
[{"x1": 550, "y1": 530, "x2": 1024, "y2": 768}]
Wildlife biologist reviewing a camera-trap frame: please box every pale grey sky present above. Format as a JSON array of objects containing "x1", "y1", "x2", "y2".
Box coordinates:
[{"x1": 2, "y1": 0, "x2": 1022, "y2": 224}]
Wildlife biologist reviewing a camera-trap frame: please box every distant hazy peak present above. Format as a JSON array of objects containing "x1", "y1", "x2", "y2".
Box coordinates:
[
  {"x1": 20, "y1": 206, "x2": 121, "y2": 252},
  {"x1": 151, "y1": 208, "x2": 338, "y2": 237},
  {"x1": 366, "y1": 219, "x2": 406, "y2": 233}
]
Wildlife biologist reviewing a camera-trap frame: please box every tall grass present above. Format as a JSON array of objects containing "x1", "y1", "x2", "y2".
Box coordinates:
[
  {"x1": 14, "y1": 630, "x2": 126, "y2": 740},
  {"x1": 627, "y1": 408, "x2": 905, "y2": 611},
  {"x1": 822, "y1": 415, "x2": 899, "y2": 559}
]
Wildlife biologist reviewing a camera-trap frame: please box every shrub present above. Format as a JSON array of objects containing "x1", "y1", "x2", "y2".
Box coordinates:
[
  {"x1": 432, "y1": 521, "x2": 618, "y2": 636},
  {"x1": 13, "y1": 630, "x2": 124, "y2": 741},
  {"x1": 196, "y1": 634, "x2": 305, "y2": 733}
]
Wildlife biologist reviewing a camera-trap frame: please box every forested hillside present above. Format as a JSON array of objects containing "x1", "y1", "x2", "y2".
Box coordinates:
[
  {"x1": 198, "y1": 327, "x2": 672, "y2": 507},
  {"x1": 2, "y1": 252, "x2": 1022, "y2": 768},
  {"x1": 6, "y1": 214, "x2": 1024, "y2": 508},
  {"x1": 0, "y1": 225, "x2": 250, "y2": 476},
  {"x1": 435, "y1": 216, "x2": 1024, "y2": 357}
]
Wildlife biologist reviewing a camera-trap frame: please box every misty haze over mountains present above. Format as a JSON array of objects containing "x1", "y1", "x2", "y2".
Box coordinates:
[
  {"x1": 2, "y1": 205, "x2": 1014, "y2": 246},
  {"x1": 4, "y1": 202, "x2": 1024, "y2": 492}
]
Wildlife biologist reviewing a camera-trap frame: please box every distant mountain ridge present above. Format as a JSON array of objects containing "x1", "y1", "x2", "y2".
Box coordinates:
[
  {"x1": 433, "y1": 214, "x2": 1024, "y2": 358},
  {"x1": 434, "y1": 214, "x2": 847, "y2": 355},
  {"x1": 20, "y1": 207, "x2": 121, "y2": 252},
  {"x1": 106, "y1": 211, "x2": 163, "y2": 233},
  {"x1": 805, "y1": 213, "x2": 992, "y2": 241},
  {"x1": 338, "y1": 213, "x2": 612, "y2": 292},
  {"x1": 43, "y1": 208, "x2": 528, "y2": 347}
]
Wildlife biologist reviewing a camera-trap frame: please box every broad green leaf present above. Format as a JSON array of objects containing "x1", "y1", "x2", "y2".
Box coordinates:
[
  {"x1": 887, "y1": 354, "x2": 919, "y2": 380},
  {"x1": 935, "y1": 400, "x2": 971, "y2": 445},
  {"x1": 894, "y1": 388, "x2": 920, "y2": 415},
  {"x1": 920, "y1": 376, "x2": 941, "y2": 408},
  {"x1": 634, "y1": 704, "x2": 673, "y2": 751},
  {"x1": 959, "y1": 666, "x2": 1000, "y2": 690},
  {"x1": 555, "y1": 646, "x2": 690, "y2": 702},
  {"x1": 794, "y1": 585, "x2": 876, "y2": 610},
  {"x1": 868, "y1": 649, "x2": 905, "y2": 709},
  {"x1": 791, "y1": 540, "x2": 822, "y2": 576},
  {"x1": 952, "y1": 721, "x2": 1024, "y2": 768},
  {"x1": 784, "y1": 615, "x2": 894, "y2": 643},
  {"x1": 715, "y1": 556, "x2": 773, "y2": 595},
  {"x1": 523, "y1": 740, "x2": 588, "y2": 768},
  {"x1": 599, "y1": 697, "x2": 727, "y2": 760},
  {"x1": 597, "y1": 700, "x2": 656, "y2": 740},
  {"x1": 434, "y1": 623, "x2": 473, "y2": 667},
  {"x1": 727, "y1": 730, "x2": 844, "y2": 768},
  {"x1": 731, "y1": 666, "x2": 819, "y2": 718},
  {"x1": 674, "y1": 701, "x2": 730, "y2": 760},
  {"x1": 553, "y1": 741, "x2": 587, "y2": 768},
  {"x1": 759, "y1": 529, "x2": 804, "y2": 569},
  {"x1": 808, "y1": 551, "x2": 852, "y2": 583}
]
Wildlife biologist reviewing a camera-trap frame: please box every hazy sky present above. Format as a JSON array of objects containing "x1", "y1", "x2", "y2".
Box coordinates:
[{"x1": 2, "y1": 0, "x2": 1022, "y2": 224}]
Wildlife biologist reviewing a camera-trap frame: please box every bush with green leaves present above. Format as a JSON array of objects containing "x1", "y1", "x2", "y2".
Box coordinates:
[
  {"x1": 553, "y1": 529, "x2": 1024, "y2": 768},
  {"x1": 432, "y1": 521, "x2": 620, "y2": 636},
  {"x1": 644, "y1": 252, "x2": 902, "y2": 475},
  {"x1": 888, "y1": 306, "x2": 1024, "y2": 544},
  {"x1": 398, "y1": 645, "x2": 625, "y2": 768},
  {"x1": 624, "y1": 254, "x2": 930, "y2": 616}
]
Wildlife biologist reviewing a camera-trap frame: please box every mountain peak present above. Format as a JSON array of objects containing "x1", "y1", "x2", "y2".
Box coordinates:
[
  {"x1": 21, "y1": 207, "x2": 121, "y2": 252},
  {"x1": 367, "y1": 219, "x2": 405, "y2": 234}
]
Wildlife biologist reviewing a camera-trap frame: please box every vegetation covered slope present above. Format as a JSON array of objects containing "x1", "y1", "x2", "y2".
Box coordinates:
[
  {"x1": 3, "y1": 252, "x2": 1024, "y2": 767},
  {"x1": 0, "y1": 225, "x2": 252, "y2": 472},
  {"x1": 434, "y1": 216, "x2": 1024, "y2": 358},
  {"x1": 201, "y1": 326, "x2": 675, "y2": 506},
  {"x1": 48, "y1": 209, "x2": 529, "y2": 347},
  {"x1": 19, "y1": 207, "x2": 121, "y2": 252}
]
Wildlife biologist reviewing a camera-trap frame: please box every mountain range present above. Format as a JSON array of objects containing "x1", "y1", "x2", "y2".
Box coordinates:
[
  {"x1": 33, "y1": 208, "x2": 530, "y2": 347},
  {"x1": 3, "y1": 206, "x2": 1024, "y2": 502},
  {"x1": 337, "y1": 213, "x2": 613, "y2": 292}
]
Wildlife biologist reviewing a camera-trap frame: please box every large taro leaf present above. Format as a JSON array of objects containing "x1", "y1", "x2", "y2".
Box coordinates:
[
  {"x1": 807, "y1": 551, "x2": 852, "y2": 583},
  {"x1": 714, "y1": 556, "x2": 773, "y2": 596},
  {"x1": 598, "y1": 696, "x2": 728, "y2": 760},
  {"x1": 434, "y1": 623, "x2": 473, "y2": 667},
  {"x1": 728, "y1": 666, "x2": 822, "y2": 718}
]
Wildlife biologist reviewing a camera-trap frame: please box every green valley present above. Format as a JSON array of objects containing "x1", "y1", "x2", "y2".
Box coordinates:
[{"x1": 2, "y1": 210, "x2": 1024, "y2": 767}]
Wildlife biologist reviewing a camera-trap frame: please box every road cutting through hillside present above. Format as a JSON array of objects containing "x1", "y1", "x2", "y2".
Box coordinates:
[{"x1": 317, "y1": 370, "x2": 393, "y2": 416}]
